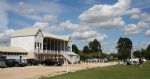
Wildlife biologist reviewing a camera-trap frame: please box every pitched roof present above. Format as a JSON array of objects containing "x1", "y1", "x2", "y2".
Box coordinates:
[
  {"x1": 11, "y1": 27, "x2": 40, "y2": 37},
  {"x1": 43, "y1": 32, "x2": 70, "y2": 41},
  {"x1": 11, "y1": 27, "x2": 69, "y2": 41},
  {"x1": 0, "y1": 46, "x2": 27, "y2": 53},
  {"x1": 11, "y1": 27, "x2": 70, "y2": 41}
]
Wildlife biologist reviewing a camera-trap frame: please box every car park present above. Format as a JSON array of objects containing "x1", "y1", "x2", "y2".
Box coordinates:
[
  {"x1": 0, "y1": 60, "x2": 6, "y2": 68},
  {"x1": 16, "y1": 59, "x2": 28, "y2": 67},
  {"x1": 5, "y1": 59, "x2": 19, "y2": 67},
  {"x1": 26, "y1": 59, "x2": 39, "y2": 65},
  {"x1": 5, "y1": 59, "x2": 27, "y2": 67},
  {"x1": 42, "y1": 59, "x2": 63, "y2": 66}
]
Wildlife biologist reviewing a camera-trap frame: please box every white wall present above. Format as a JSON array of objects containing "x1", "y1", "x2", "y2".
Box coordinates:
[
  {"x1": 35, "y1": 30, "x2": 43, "y2": 50},
  {"x1": 3, "y1": 55, "x2": 27, "y2": 59},
  {"x1": 11, "y1": 36, "x2": 35, "y2": 52}
]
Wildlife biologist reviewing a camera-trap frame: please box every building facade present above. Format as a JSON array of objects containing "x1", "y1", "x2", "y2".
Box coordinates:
[{"x1": 10, "y1": 27, "x2": 79, "y2": 63}]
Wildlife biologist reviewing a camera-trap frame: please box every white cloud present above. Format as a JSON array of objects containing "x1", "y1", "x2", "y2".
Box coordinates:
[
  {"x1": 130, "y1": 12, "x2": 150, "y2": 22},
  {"x1": 0, "y1": 0, "x2": 9, "y2": 33},
  {"x1": 33, "y1": 21, "x2": 65, "y2": 33},
  {"x1": 56, "y1": 20, "x2": 105, "y2": 42},
  {"x1": 141, "y1": 13, "x2": 150, "y2": 22},
  {"x1": 127, "y1": 8, "x2": 141, "y2": 14},
  {"x1": 84, "y1": 17, "x2": 125, "y2": 28},
  {"x1": 79, "y1": 0, "x2": 131, "y2": 28},
  {"x1": 0, "y1": 29, "x2": 14, "y2": 45},
  {"x1": 123, "y1": 24, "x2": 140, "y2": 34},
  {"x1": 0, "y1": 29, "x2": 14, "y2": 38},
  {"x1": 130, "y1": 14, "x2": 140, "y2": 19},
  {"x1": 127, "y1": 8, "x2": 141, "y2": 20},
  {"x1": 59, "y1": 20, "x2": 79, "y2": 30},
  {"x1": 58, "y1": 20, "x2": 92, "y2": 32},
  {"x1": 127, "y1": 7, "x2": 150, "y2": 24},
  {"x1": 0, "y1": 1, "x2": 61, "y2": 33},
  {"x1": 42, "y1": 15, "x2": 58, "y2": 22},
  {"x1": 71, "y1": 30, "x2": 107, "y2": 42},
  {"x1": 32, "y1": 22, "x2": 59, "y2": 33},
  {"x1": 145, "y1": 29, "x2": 150, "y2": 36},
  {"x1": 71, "y1": 30, "x2": 97, "y2": 40},
  {"x1": 123, "y1": 21, "x2": 149, "y2": 35},
  {"x1": 14, "y1": 1, "x2": 62, "y2": 15},
  {"x1": 137, "y1": 21, "x2": 149, "y2": 28},
  {"x1": 18, "y1": 1, "x2": 24, "y2": 6},
  {"x1": 23, "y1": 15, "x2": 58, "y2": 23},
  {"x1": 33, "y1": 22, "x2": 49, "y2": 29},
  {"x1": 87, "y1": 33, "x2": 107, "y2": 42},
  {"x1": 4, "y1": 1, "x2": 62, "y2": 24}
]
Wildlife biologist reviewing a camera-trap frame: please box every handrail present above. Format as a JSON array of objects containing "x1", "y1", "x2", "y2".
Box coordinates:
[
  {"x1": 33, "y1": 49, "x2": 79, "y2": 63},
  {"x1": 62, "y1": 53, "x2": 75, "y2": 64}
]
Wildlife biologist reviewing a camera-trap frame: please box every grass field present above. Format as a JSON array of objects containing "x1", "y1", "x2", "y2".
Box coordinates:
[{"x1": 40, "y1": 61, "x2": 150, "y2": 79}]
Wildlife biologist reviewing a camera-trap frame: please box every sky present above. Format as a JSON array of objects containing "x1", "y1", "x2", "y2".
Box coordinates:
[{"x1": 0, "y1": 0, "x2": 150, "y2": 53}]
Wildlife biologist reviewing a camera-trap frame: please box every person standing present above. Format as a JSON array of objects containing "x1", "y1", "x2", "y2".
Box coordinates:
[{"x1": 139, "y1": 58, "x2": 143, "y2": 68}]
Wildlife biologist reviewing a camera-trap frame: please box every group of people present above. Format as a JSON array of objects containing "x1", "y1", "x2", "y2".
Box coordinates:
[{"x1": 123, "y1": 57, "x2": 144, "y2": 67}]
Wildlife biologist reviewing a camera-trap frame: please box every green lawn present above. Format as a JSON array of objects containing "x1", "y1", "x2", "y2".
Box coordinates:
[{"x1": 40, "y1": 61, "x2": 150, "y2": 79}]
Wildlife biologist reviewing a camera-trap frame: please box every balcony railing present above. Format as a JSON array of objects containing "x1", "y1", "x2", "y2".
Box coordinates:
[{"x1": 33, "y1": 49, "x2": 67, "y2": 54}]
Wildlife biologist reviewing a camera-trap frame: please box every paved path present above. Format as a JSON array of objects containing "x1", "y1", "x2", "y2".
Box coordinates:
[{"x1": 0, "y1": 62, "x2": 118, "y2": 79}]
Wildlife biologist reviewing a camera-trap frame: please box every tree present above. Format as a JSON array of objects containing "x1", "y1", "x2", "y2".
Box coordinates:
[
  {"x1": 147, "y1": 44, "x2": 150, "y2": 51},
  {"x1": 133, "y1": 44, "x2": 150, "y2": 60},
  {"x1": 146, "y1": 44, "x2": 150, "y2": 59},
  {"x1": 89, "y1": 39, "x2": 102, "y2": 53},
  {"x1": 83, "y1": 46, "x2": 90, "y2": 53},
  {"x1": 140, "y1": 49, "x2": 148, "y2": 58},
  {"x1": 72, "y1": 44, "x2": 79, "y2": 54},
  {"x1": 133, "y1": 50, "x2": 141, "y2": 58},
  {"x1": 116, "y1": 37, "x2": 132, "y2": 59}
]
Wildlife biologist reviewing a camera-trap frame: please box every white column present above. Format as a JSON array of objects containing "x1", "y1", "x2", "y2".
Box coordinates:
[
  {"x1": 64, "y1": 41, "x2": 66, "y2": 53},
  {"x1": 59, "y1": 41, "x2": 60, "y2": 52},
  {"x1": 70, "y1": 40, "x2": 72, "y2": 52},
  {"x1": 54, "y1": 39, "x2": 55, "y2": 53},
  {"x1": 49, "y1": 39, "x2": 51, "y2": 53},
  {"x1": 60, "y1": 41, "x2": 62, "y2": 52},
  {"x1": 57, "y1": 40, "x2": 58, "y2": 61}
]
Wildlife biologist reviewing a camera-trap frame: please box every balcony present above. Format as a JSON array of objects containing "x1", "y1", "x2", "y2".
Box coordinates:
[{"x1": 33, "y1": 49, "x2": 66, "y2": 54}]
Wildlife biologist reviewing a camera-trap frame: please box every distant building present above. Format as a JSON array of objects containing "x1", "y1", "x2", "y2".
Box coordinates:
[{"x1": 0, "y1": 27, "x2": 79, "y2": 63}]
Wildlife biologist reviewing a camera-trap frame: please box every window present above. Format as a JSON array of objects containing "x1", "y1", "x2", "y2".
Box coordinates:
[
  {"x1": 40, "y1": 43, "x2": 42, "y2": 49},
  {"x1": 35, "y1": 42, "x2": 42, "y2": 49},
  {"x1": 37, "y1": 42, "x2": 39, "y2": 48},
  {"x1": 35, "y1": 42, "x2": 37, "y2": 49},
  {"x1": 14, "y1": 53, "x2": 16, "y2": 55}
]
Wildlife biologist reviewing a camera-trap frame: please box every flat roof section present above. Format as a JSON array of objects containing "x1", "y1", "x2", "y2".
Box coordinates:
[{"x1": 0, "y1": 46, "x2": 27, "y2": 53}]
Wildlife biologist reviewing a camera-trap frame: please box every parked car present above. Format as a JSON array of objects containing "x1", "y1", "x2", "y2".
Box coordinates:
[
  {"x1": 5, "y1": 59, "x2": 19, "y2": 67},
  {"x1": 26, "y1": 59, "x2": 39, "y2": 65},
  {"x1": 16, "y1": 59, "x2": 28, "y2": 67},
  {"x1": 0, "y1": 60, "x2": 6, "y2": 68},
  {"x1": 42, "y1": 59, "x2": 63, "y2": 66}
]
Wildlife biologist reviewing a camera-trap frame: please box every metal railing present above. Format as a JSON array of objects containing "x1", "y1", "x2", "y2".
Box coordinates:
[{"x1": 33, "y1": 49, "x2": 62, "y2": 54}]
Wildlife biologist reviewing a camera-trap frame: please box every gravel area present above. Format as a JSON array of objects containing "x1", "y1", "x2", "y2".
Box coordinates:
[{"x1": 0, "y1": 62, "x2": 118, "y2": 79}]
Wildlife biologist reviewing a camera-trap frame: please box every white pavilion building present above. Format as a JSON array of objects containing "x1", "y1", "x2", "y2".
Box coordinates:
[{"x1": 0, "y1": 27, "x2": 80, "y2": 63}]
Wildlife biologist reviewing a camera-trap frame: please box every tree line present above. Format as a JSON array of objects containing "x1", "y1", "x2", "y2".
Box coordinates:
[{"x1": 72, "y1": 37, "x2": 150, "y2": 60}]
